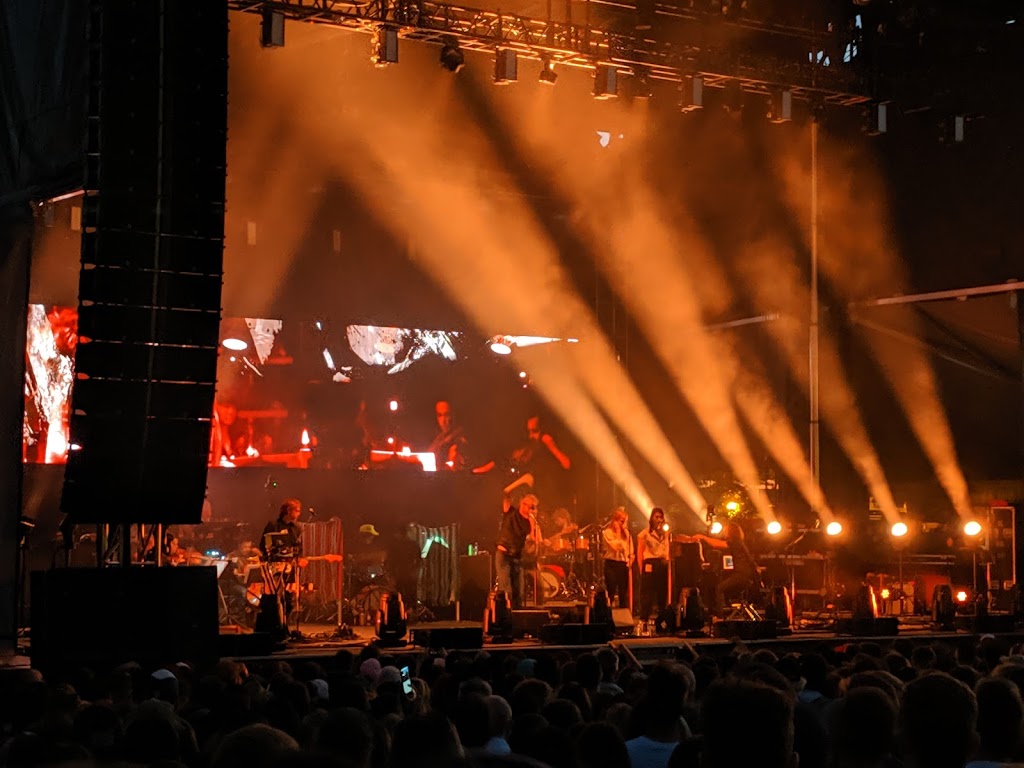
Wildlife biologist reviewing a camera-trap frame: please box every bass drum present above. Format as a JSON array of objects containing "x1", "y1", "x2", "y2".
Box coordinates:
[
  {"x1": 352, "y1": 585, "x2": 389, "y2": 625},
  {"x1": 539, "y1": 566, "x2": 564, "y2": 601}
]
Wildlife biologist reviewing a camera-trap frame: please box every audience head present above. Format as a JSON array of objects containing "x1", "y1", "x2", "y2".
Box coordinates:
[
  {"x1": 975, "y1": 676, "x2": 1024, "y2": 761},
  {"x1": 390, "y1": 711, "x2": 464, "y2": 768},
  {"x1": 831, "y1": 686, "x2": 897, "y2": 768},
  {"x1": 577, "y1": 721, "x2": 629, "y2": 768},
  {"x1": 702, "y1": 681, "x2": 796, "y2": 768},
  {"x1": 899, "y1": 672, "x2": 977, "y2": 768},
  {"x1": 211, "y1": 723, "x2": 299, "y2": 768}
]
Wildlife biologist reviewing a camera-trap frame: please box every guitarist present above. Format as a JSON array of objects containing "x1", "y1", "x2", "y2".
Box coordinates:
[
  {"x1": 260, "y1": 499, "x2": 309, "y2": 620},
  {"x1": 429, "y1": 400, "x2": 469, "y2": 471}
]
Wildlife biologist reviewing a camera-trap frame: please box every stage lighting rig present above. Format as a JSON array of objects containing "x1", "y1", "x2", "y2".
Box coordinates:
[
  {"x1": 230, "y1": 0, "x2": 874, "y2": 107},
  {"x1": 891, "y1": 521, "x2": 908, "y2": 538},
  {"x1": 439, "y1": 36, "x2": 465, "y2": 72},
  {"x1": 865, "y1": 101, "x2": 889, "y2": 135},
  {"x1": 261, "y1": 8, "x2": 285, "y2": 47},
  {"x1": 679, "y1": 75, "x2": 704, "y2": 112},
  {"x1": 632, "y1": 66, "x2": 653, "y2": 99},
  {"x1": 593, "y1": 64, "x2": 618, "y2": 99},
  {"x1": 766, "y1": 520, "x2": 783, "y2": 536},
  {"x1": 768, "y1": 89, "x2": 793, "y2": 122},
  {"x1": 538, "y1": 56, "x2": 558, "y2": 84},
  {"x1": 825, "y1": 521, "x2": 843, "y2": 536},
  {"x1": 371, "y1": 26, "x2": 399, "y2": 66},
  {"x1": 963, "y1": 519, "x2": 982, "y2": 537},
  {"x1": 494, "y1": 48, "x2": 518, "y2": 83}
]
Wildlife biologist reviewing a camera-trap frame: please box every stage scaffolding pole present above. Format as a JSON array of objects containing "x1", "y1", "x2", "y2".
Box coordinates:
[{"x1": 808, "y1": 117, "x2": 821, "y2": 517}]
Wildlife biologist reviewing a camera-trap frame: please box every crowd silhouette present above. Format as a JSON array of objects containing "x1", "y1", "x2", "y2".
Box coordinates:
[{"x1": 3, "y1": 633, "x2": 1024, "y2": 768}]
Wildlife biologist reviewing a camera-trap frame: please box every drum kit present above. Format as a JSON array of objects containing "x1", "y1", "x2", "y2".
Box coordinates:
[{"x1": 537, "y1": 524, "x2": 602, "y2": 602}]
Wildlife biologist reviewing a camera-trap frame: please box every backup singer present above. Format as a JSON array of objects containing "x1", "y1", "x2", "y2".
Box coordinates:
[
  {"x1": 602, "y1": 506, "x2": 634, "y2": 610},
  {"x1": 495, "y1": 493, "x2": 541, "y2": 609},
  {"x1": 637, "y1": 507, "x2": 670, "y2": 618}
]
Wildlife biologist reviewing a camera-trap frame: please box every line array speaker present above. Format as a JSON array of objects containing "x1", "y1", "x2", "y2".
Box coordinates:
[{"x1": 63, "y1": 1, "x2": 228, "y2": 524}]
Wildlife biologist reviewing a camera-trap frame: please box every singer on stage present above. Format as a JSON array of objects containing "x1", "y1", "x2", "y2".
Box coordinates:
[
  {"x1": 602, "y1": 506, "x2": 633, "y2": 610},
  {"x1": 495, "y1": 493, "x2": 541, "y2": 608},
  {"x1": 637, "y1": 507, "x2": 670, "y2": 618}
]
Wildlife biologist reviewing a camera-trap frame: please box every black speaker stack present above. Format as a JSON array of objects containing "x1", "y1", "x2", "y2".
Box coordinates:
[
  {"x1": 32, "y1": 1, "x2": 228, "y2": 672},
  {"x1": 62, "y1": 0, "x2": 228, "y2": 524}
]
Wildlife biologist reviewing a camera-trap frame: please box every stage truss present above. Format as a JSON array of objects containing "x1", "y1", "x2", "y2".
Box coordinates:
[{"x1": 228, "y1": 0, "x2": 872, "y2": 106}]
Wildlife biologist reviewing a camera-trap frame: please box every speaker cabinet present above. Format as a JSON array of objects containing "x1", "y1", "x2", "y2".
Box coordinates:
[
  {"x1": 63, "y1": 1, "x2": 228, "y2": 524},
  {"x1": 459, "y1": 554, "x2": 491, "y2": 620},
  {"x1": 31, "y1": 567, "x2": 219, "y2": 674}
]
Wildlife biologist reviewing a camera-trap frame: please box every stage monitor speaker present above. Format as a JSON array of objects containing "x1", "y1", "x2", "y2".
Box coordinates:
[
  {"x1": 612, "y1": 608, "x2": 634, "y2": 633},
  {"x1": 540, "y1": 623, "x2": 612, "y2": 645},
  {"x1": 713, "y1": 619, "x2": 778, "y2": 641},
  {"x1": 512, "y1": 610, "x2": 551, "y2": 639},
  {"x1": 31, "y1": 567, "x2": 219, "y2": 675},
  {"x1": 411, "y1": 623, "x2": 484, "y2": 650},
  {"x1": 62, "y1": 0, "x2": 228, "y2": 525},
  {"x1": 835, "y1": 617, "x2": 899, "y2": 637},
  {"x1": 459, "y1": 555, "x2": 491, "y2": 620},
  {"x1": 672, "y1": 542, "x2": 705, "y2": 587}
]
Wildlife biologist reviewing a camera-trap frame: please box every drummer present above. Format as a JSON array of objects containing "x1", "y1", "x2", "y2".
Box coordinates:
[{"x1": 541, "y1": 507, "x2": 578, "y2": 554}]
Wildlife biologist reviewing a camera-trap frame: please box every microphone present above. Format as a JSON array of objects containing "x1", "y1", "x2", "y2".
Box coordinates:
[{"x1": 307, "y1": 507, "x2": 317, "y2": 519}]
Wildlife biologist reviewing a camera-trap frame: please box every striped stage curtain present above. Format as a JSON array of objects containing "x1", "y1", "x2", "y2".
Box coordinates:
[
  {"x1": 411, "y1": 524, "x2": 459, "y2": 607},
  {"x1": 302, "y1": 518, "x2": 344, "y2": 604}
]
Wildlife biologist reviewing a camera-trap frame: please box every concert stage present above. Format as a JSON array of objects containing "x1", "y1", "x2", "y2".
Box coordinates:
[{"x1": 216, "y1": 615, "x2": 1024, "y2": 667}]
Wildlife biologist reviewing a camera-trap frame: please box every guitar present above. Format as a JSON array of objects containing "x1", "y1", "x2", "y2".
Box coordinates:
[{"x1": 302, "y1": 554, "x2": 344, "y2": 564}]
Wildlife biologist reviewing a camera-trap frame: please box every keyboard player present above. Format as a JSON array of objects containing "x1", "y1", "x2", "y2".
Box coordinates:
[{"x1": 678, "y1": 520, "x2": 759, "y2": 615}]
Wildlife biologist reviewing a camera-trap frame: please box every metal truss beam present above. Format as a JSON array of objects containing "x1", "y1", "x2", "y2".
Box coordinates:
[{"x1": 229, "y1": 0, "x2": 871, "y2": 105}]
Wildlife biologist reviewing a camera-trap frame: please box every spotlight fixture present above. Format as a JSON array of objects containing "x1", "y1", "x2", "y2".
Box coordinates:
[
  {"x1": 709, "y1": 521, "x2": 723, "y2": 535},
  {"x1": 376, "y1": 592, "x2": 409, "y2": 647},
  {"x1": 635, "y1": 0, "x2": 655, "y2": 30},
  {"x1": 260, "y1": 8, "x2": 285, "y2": 47},
  {"x1": 539, "y1": 56, "x2": 558, "y2": 84},
  {"x1": 722, "y1": 80, "x2": 743, "y2": 113},
  {"x1": 222, "y1": 337, "x2": 249, "y2": 351},
  {"x1": 593, "y1": 64, "x2": 618, "y2": 100},
  {"x1": 439, "y1": 36, "x2": 465, "y2": 72},
  {"x1": 768, "y1": 89, "x2": 793, "y2": 123},
  {"x1": 956, "y1": 589, "x2": 969, "y2": 603},
  {"x1": 679, "y1": 74, "x2": 703, "y2": 112},
  {"x1": 866, "y1": 101, "x2": 888, "y2": 136},
  {"x1": 766, "y1": 520, "x2": 782, "y2": 536},
  {"x1": 371, "y1": 26, "x2": 399, "y2": 66},
  {"x1": 494, "y1": 48, "x2": 517, "y2": 83},
  {"x1": 632, "y1": 66, "x2": 653, "y2": 99},
  {"x1": 724, "y1": 500, "x2": 740, "y2": 513},
  {"x1": 891, "y1": 521, "x2": 908, "y2": 538},
  {"x1": 489, "y1": 336, "x2": 512, "y2": 355},
  {"x1": 963, "y1": 520, "x2": 982, "y2": 537},
  {"x1": 940, "y1": 114, "x2": 967, "y2": 144},
  {"x1": 825, "y1": 521, "x2": 843, "y2": 536}
]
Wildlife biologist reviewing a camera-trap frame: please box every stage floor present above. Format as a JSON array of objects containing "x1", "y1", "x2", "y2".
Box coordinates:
[
  {"x1": 225, "y1": 616, "x2": 1018, "y2": 664},
  {"x1": 10, "y1": 614, "x2": 1019, "y2": 671}
]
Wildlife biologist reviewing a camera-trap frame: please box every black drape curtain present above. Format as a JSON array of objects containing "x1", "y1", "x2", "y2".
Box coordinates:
[
  {"x1": 0, "y1": 0, "x2": 87, "y2": 207},
  {"x1": 0, "y1": 205, "x2": 32, "y2": 653},
  {"x1": 0, "y1": 0, "x2": 86, "y2": 652}
]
